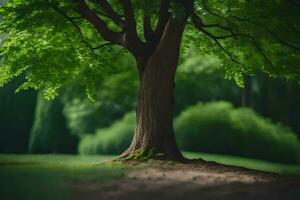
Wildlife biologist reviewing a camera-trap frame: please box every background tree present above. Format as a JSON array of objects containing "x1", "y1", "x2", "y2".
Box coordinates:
[
  {"x1": 29, "y1": 92, "x2": 78, "y2": 153},
  {"x1": 0, "y1": 0, "x2": 300, "y2": 160},
  {"x1": 0, "y1": 75, "x2": 36, "y2": 153},
  {"x1": 242, "y1": 75, "x2": 252, "y2": 107}
]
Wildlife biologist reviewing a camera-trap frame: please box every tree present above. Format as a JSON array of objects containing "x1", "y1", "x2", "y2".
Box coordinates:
[
  {"x1": 0, "y1": 0, "x2": 300, "y2": 160},
  {"x1": 242, "y1": 75, "x2": 252, "y2": 107},
  {"x1": 29, "y1": 92, "x2": 78, "y2": 154},
  {"x1": 0, "y1": 75, "x2": 36, "y2": 153}
]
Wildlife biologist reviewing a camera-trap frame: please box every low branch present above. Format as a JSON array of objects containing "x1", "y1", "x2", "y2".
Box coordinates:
[
  {"x1": 76, "y1": 0, "x2": 125, "y2": 45},
  {"x1": 202, "y1": 30, "x2": 243, "y2": 65},
  {"x1": 190, "y1": 11, "x2": 241, "y2": 64},
  {"x1": 205, "y1": 31, "x2": 275, "y2": 68},
  {"x1": 190, "y1": 11, "x2": 204, "y2": 31},
  {"x1": 154, "y1": 0, "x2": 171, "y2": 38},
  {"x1": 52, "y1": 5, "x2": 111, "y2": 50},
  {"x1": 191, "y1": 9, "x2": 275, "y2": 67},
  {"x1": 89, "y1": 42, "x2": 113, "y2": 49},
  {"x1": 200, "y1": 2, "x2": 300, "y2": 52},
  {"x1": 202, "y1": 0, "x2": 231, "y2": 25},
  {"x1": 96, "y1": 0, "x2": 125, "y2": 28},
  {"x1": 190, "y1": 11, "x2": 239, "y2": 65},
  {"x1": 143, "y1": 15, "x2": 155, "y2": 42},
  {"x1": 228, "y1": 15, "x2": 300, "y2": 51},
  {"x1": 195, "y1": 1, "x2": 299, "y2": 67},
  {"x1": 118, "y1": 0, "x2": 148, "y2": 57},
  {"x1": 120, "y1": 0, "x2": 138, "y2": 38}
]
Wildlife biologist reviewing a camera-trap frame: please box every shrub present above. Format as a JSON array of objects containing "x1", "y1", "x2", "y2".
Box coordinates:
[
  {"x1": 78, "y1": 112, "x2": 135, "y2": 155},
  {"x1": 174, "y1": 101, "x2": 300, "y2": 164}
]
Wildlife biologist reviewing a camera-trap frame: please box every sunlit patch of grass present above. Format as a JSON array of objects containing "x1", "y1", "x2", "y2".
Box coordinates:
[{"x1": 184, "y1": 151, "x2": 300, "y2": 175}]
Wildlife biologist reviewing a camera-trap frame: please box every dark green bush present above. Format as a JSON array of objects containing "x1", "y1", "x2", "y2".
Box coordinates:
[
  {"x1": 78, "y1": 101, "x2": 300, "y2": 164},
  {"x1": 174, "y1": 101, "x2": 300, "y2": 164},
  {"x1": 78, "y1": 112, "x2": 135, "y2": 155}
]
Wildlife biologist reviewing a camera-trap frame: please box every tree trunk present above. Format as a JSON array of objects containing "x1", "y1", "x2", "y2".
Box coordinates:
[
  {"x1": 242, "y1": 75, "x2": 252, "y2": 107},
  {"x1": 120, "y1": 18, "x2": 187, "y2": 161}
]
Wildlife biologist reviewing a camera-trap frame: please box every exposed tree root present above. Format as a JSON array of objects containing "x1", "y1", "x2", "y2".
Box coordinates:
[{"x1": 116, "y1": 148, "x2": 190, "y2": 163}]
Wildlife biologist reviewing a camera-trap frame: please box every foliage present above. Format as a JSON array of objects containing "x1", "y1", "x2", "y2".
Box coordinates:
[
  {"x1": 61, "y1": 55, "x2": 138, "y2": 136},
  {"x1": 78, "y1": 101, "x2": 300, "y2": 164},
  {"x1": 190, "y1": 0, "x2": 300, "y2": 85},
  {"x1": 0, "y1": 0, "x2": 128, "y2": 99},
  {"x1": 78, "y1": 112, "x2": 135, "y2": 154},
  {"x1": 29, "y1": 92, "x2": 78, "y2": 153},
  {"x1": 0, "y1": 0, "x2": 299, "y2": 99},
  {"x1": 1, "y1": 0, "x2": 300, "y2": 160},
  {"x1": 175, "y1": 101, "x2": 300, "y2": 164},
  {"x1": 64, "y1": 51, "x2": 240, "y2": 136},
  {"x1": 175, "y1": 46, "x2": 240, "y2": 114}
]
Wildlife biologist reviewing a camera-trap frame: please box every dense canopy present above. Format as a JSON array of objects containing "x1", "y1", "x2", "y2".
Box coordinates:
[{"x1": 0, "y1": 0, "x2": 299, "y2": 98}]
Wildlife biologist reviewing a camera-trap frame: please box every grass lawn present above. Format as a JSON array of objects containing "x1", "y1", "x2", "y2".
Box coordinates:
[
  {"x1": 0, "y1": 153, "x2": 299, "y2": 200},
  {"x1": 184, "y1": 152, "x2": 300, "y2": 175},
  {"x1": 0, "y1": 154, "x2": 123, "y2": 200}
]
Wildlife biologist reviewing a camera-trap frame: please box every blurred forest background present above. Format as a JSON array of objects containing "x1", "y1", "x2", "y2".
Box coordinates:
[{"x1": 1, "y1": 44, "x2": 300, "y2": 164}]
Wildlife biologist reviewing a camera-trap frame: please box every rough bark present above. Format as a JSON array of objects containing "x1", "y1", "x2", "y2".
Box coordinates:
[
  {"x1": 120, "y1": 17, "x2": 187, "y2": 161},
  {"x1": 242, "y1": 75, "x2": 252, "y2": 107}
]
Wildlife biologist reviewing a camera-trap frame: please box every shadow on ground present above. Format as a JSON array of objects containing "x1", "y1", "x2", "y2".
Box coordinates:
[{"x1": 73, "y1": 161, "x2": 300, "y2": 200}]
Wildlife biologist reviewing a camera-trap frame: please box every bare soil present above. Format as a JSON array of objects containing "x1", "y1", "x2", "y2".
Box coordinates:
[{"x1": 72, "y1": 160, "x2": 300, "y2": 200}]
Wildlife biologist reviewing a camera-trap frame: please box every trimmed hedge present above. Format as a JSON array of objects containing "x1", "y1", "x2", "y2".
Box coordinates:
[
  {"x1": 78, "y1": 112, "x2": 135, "y2": 154},
  {"x1": 175, "y1": 101, "x2": 300, "y2": 164},
  {"x1": 78, "y1": 102, "x2": 300, "y2": 164}
]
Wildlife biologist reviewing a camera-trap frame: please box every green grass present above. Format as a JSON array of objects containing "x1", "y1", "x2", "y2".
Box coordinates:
[
  {"x1": 0, "y1": 154, "x2": 115, "y2": 167},
  {"x1": 1, "y1": 153, "x2": 299, "y2": 200},
  {"x1": 0, "y1": 154, "x2": 124, "y2": 200},
  {"x1": 184, "y1": 152, "x2": 300, "y2": 175}
]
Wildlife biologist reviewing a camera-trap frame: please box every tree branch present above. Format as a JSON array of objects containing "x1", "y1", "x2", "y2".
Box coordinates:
[
  {"x1": 200, "y1": 1, "x2": 300, "y2": 52},
  {"x1": 118, "y1": 0, "x2": 148, "y2": 57},
  {"x1": 190, "y1": 11, "x2": 241, "y2": 64},
  {"x1": 154, "y1": 0, "x2": 171, "y2": 38},
  {"x1": 87, "y1": 42, "x2": 114, "y2": 50},
  {"x1": 190, "y1": 10, "x2": 204, "y2": 31},
  {"x1": 202, "y1": 30, "x2": 243, "y2": 65},
  {"x1": 227, "y1": 14, "x2": 300, "y2": 51},
  {"x1": 143, "y1": 15, "x2": 155, "y2": 42},
  {"x1": 76, "y1": 0, "x2": 125, "y2": 45},
  {"x1": 96, "y1": 0, "x2": 125, "y2": 28},
  {"x1": 120, "y1": 0, "x2": 138, "y2": 38},
  {"x1": 52, "y1": 4, "x2": 112, "y2": 50},
  {"x1": 202, "y1": 0, "x2": 231, "y2": 25},
  {"x1": 194, "y1": 1, "x2": 299, "y2": 68},
  {"x1": 204, "y1": 31, "x2": 275, "y2": 68},
  {"x1": 190, "y1": 9, "x2": 275, "y2": 67}
]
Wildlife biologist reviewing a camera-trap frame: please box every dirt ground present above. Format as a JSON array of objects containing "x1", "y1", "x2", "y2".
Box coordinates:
[{"x1": 72, "y1": 160, "x2": 300, "y2": 200}]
